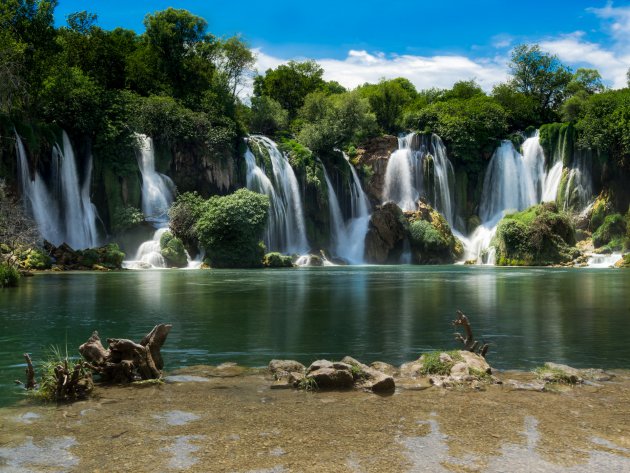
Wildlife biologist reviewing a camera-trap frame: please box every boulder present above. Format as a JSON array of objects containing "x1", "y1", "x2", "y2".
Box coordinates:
[
  {"x1": 369, "y1": 361, "x2": 397, "y2": 376},
  {"x1": 306, "y1": 367, "x2": 354, "y2": 390},
  {"x1": 340, "y1": 356, "x2": 395, "y2": 393},
  {"x1": 268, "y1": 360, "x2": 306, "y2": 380},
  {"x1": 364, "y1": 203, "x2": 408, "y2": 264},
  {"x1": 354, "y1": 135, "x2": 398, "y2": 204}
]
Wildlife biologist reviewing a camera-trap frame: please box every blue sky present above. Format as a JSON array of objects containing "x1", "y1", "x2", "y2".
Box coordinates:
[{"x1": 53, "y1": 1, "x2": 630, "y2": 91}]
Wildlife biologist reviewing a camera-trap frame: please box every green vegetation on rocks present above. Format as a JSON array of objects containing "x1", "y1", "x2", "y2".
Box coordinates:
[
  {"x1": 159, "y1": 231, "x2": 188, "y2": 268},
  {"x1": 263, "y1": 252, "x2": 293, "y2": 268},
  {"x1": 196, "y1": 188, "x2": 269, "y2": 268},
  {"x1": 407, "y1": 202, "x2": 464, "y2": 264},
  {"x1": 592, "y1": 214, "x2": 627, "y2": 250},
  {"x1": 418, "y1": 351, "x2": 463, "y2": 376},
  {"x1": 494, "y1": 202, "x2": 579, "y2": 266},
  {"x1": 0, "y1": 262, "x2": 20, "y2": 287}
]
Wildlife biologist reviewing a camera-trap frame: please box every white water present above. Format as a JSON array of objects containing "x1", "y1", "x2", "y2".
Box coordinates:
[
  {"x1": 383, "y1": 133, "x2": 455, "y2": 226},
  {"x1": 15, "y1": 130, "x2": 99, "y2": 249},
  {"x1": 562, "y1": 151, "x2": 593, "y2": 211},
  {"x1": 587, "y1": 253, "x2": 623, "y2": 268},
  {"x1": 321, "y1": 154, "x2": 371, "y2": 264},
  {"x1": 246, "y1": 136, "x2": 308, "y2": 254},
  {"x1": 136, "y1": 134, "x2": 175, "y2": 224},
  {"x1": 124, "y1": 227, "x2": 167, "y2": 269},
  {"x1": 465, "y1": 133, "x2": 562, "y2": 263}
]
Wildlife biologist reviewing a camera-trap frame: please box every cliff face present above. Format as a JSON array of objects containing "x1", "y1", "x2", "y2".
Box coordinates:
[{"x1": 355, "y1": 135, "x2": 398, "y2": 205}]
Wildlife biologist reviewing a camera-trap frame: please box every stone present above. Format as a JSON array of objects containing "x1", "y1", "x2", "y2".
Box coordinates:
[
  {"x1": 364, "y1": 203, "x2": 408, "y2": 264},
  {"x1": 365, "y1": 369, "x2": 395, "y2": 394},
  {"x1": 354, "y1": 134, "x2": 399, "y2": 204},
  {"x1": 459, "y1": 351, "x2": 492, "y2": 374},
  {"x1": 506, "y1": 379, "x2": 546, "y2": 392},
  {"x1": 307, "y1": 368, "x2": 354, "y2": 390},
  {"x1": 288, "y1": 372, "x2": 305, "y2": 386},
  {"x1": 399, "y1": 360, "x2": 424, "y2": 378},
  {"x1": 450, "y1": 362, "x2": 469, "y2": 377},
  {"x1": 370, "y1": 361, "x2": 397, "y2": 376},
  {"x1": 341, "y1": 356, "x2": 369, "y2": 371},
  {"x1": 541, "y1": 362, "x2": 583, "y2": 384},
  {"x1": 307, "y1": 359, "x2": 334, "y2": 372},
  {"x1": 268, "y1": 360, "x2": 306, "y2": 376}
]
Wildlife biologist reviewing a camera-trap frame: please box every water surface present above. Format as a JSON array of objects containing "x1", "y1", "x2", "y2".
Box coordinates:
[{"x1": 1, "y1": 265, "x2": 628, "y2": 405}]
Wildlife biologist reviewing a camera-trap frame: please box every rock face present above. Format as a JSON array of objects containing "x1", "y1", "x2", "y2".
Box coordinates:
[
  {"x1": 364, "y1": 203, "x2": 408, "y2": 264},
  {"x1": 405, "y1": 201, "x2": 464, "y2": 264},
  {"x1": 493, "y1": 202, "x2": 581, "y2": 266},
  {"x1": 355, "y1": 135, "x2": 398, "y2": 205}
]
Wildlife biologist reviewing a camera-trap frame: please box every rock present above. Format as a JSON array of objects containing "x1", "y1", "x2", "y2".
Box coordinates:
[
  {"x1": 365, "y1": 369, "x2": 395, "y2": 394},
  {"x1": 269, "y1": 360, "x2": 306, "y2": 376},
  {"x1": 506, "y1": 379, "x2": 546, "y2": 392},
  {"x1": 450, "y1": 362, "x2": 469, "y2": 376},
  {"x1": 341, "y1": 356, "x2": 369, "y2": 371},
  {"x1": 270, "y1": 380, "x2": 293, "y2": 390},
  {"x1": 263, "y1": 252, "x2": 294, "y2": 268},
  {"x1": 439, "y1": 353, "x2": 453, "y2": 364},
  {"x1": 580, "y1": 368, "x2": 615, "y2": 382},
  {"x1": 288, "y1": 372, "x2": 305, "y2": 386},
  {"x1": 306, "y1": 367, "x2": 354, "y2": 390},
  {"x1": 399, "y1": 360, "x2": 424, "y2": 378},
  {"x1": 307, "y1": 359, "x2": 334, "y2": 372},
  {"x1": 370, "y1": 361, "x2": 397, "y2": 376},
  {"x1": 354, "y1": 135, "x2": 398, "y2": 204},
  {"x1": 406, "y1": 201, "x2": 464, "y2": 264},
  {"x1": 539, "y1": 362, "x2": 583, "y2": 384},
  {"x1": 364, "y1": 203, "x2": 408, "y2": 264},
  {"x1": 459, "y1": 351, "x2": 492, "y2": 374}
]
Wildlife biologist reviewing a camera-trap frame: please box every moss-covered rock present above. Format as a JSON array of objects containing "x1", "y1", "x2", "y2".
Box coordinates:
[
  {"x1": 20, "y1": 248, "x2": 52, "y2": 270},
  {"x1": 44, "y1": 242, "x2": 125, "y2": 270},
  {"x1": 263, "y1": 252, "x2": 294, "y2": 268},
  {"x1": 592, "y1": 213, "x2": 627, "y2": 250},
  {"x1": 159, "y1": 231, "x2": 188, "y2": 268},
  {"x1": 589, "y1": 193, "x2": 613, "y2": 231},
  {"x1": 493, "y1": 202, "x2": 580, "y2": 266},
  {"x1": 405, "y1": 201, "x2": 464, "y2": 264}
]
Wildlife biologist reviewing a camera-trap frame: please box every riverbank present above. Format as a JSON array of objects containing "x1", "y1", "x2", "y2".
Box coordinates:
[{"x1": 1, "y1": 365, "x2": 629, "y2": 472}]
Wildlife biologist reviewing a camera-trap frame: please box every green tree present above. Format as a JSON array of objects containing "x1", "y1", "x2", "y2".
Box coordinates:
[
  {"x1": 358, "y1": 78, "x2": 416, "y2": 133},
  {"x1": 491, "y1": 82, "x2": 537, "y2": 130},
  {"x1": 253, "y1": 60, "x2": 326, "y2": 118},
  {"x1": 196, "y1": 189, "x2": 269, "y2": 268},
  {"x1": 508, "y1": 44, "x2": 572, "y2": 122},
  {"x1": 214, "y1": 35, "x2": 255, "y2": 99},
  {"x1": 249, "y1": 95, "x2": 289, "y2": 135}
]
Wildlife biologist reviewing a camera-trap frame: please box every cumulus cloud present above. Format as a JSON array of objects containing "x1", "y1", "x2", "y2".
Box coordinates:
[{"x1": 251, "y1": 49, "x2": 509, "y2": 96}]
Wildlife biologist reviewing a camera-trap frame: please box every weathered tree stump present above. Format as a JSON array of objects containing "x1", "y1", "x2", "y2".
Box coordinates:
[
  {"x1": 452, "y1": 310, "x2": 489, "y2": 357},
  {"x1": 23, "y1": 353, "x2": 35, "y2": 389},
  {"x1": 79, "y1": 324, "x2": 172, "y2": 382}
]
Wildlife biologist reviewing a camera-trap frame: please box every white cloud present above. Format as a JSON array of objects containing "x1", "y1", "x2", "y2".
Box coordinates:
[{"x1": 251, "y1": 49, "x2": 509, "y2": 96}]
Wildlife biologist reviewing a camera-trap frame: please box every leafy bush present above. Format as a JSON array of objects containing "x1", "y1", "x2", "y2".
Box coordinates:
[
  {"x1": 249, "y1": 96, "x2": 288, "y2": 135},
  {"x1": 21, "y1": 248, "x2": 52, "y2": 270},
  {"x1": 111, "y1": 206, "x2": 144, "y2": 234},
  {"x1": 196, "y1": 188, "x2": 269, "y2": 268},
  {"x1": 263, "y1": 252, "x2": 293, "y2": 268},
  {"x1": 419, "y1": 351, "x2": 463, "y2": 376},
  {"x1": 159, "y1": 231, "x2": 188, "y2": 267},
  {"x1": 168, "y1": 191, "x2": 205, "y2": 249},
  {"x1": 0, "y1": 263, "x2": 20, "y2": 287}
]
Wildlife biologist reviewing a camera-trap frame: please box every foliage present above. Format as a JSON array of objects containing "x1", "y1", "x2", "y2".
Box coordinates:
[
  {"x1": 76, "y1": 243, "x2": 125, "y2": 269},
  {"x1": 263, "y1": 252, "x2": 293, "y2": 268},
  {"x1": 358, "y1": 78, "x2": 416, "y2": 133},
  {"x1": 159, "y1": 231, "x2": 188, "y2": 267},
  {"x1": 0, "y1": 262, "x2": 20, "y2": 287},
  {"x1": 494, "y1": 202, "x2": 578, "y2": 266},
  {"x1": 533, "y1": 364, "x2": 579, "y2": 385},
  {"x1": 168, "y1": 191, "x2": 205, "y2": 249},
  {"x1": 196, "y1": 188, "x2": 269, "y2": 268},
  {"x1": 491, "y1": 83, "x2": 538, "y2": 130},
  {"x1": 30, "y1": 345, "x2": 93, "y2": 402},
  {"x1": 592, "y1": 214, "x2": 626, "y2": 249},
  {"x1": 248, "y1": 95, "x2": 288, "y2": 135},
  {"x1": 539, "y1": 122, "x2": 575, "y2": 167},
  {"x1": 111, "y1": 206, "x2": 144, "y2": 234},
  {"x1": 508, "y1": 44, "x2": 573, "y2": 122},
  {"x1": 419, "y1": 351, "x2": 463, "y2": 376},
  {"x1": 253, "y1": 60, "x2": 329, "y2": 118},
  {"x1": 20, "y1": 247, "x2": 51, "y2": 269}
]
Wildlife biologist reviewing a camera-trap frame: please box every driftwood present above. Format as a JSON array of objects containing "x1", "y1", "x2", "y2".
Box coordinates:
[
  {"x1": 452, "y1": 310, "x2": 489, "y2": 357},
  {"x1": 24, "y1": 353, "x2": 35, "y2": 389},
  {"x1": 79, "y1": 324, "x2": 172, "y2": 382},
  {"x1": 51, "y1": 359, "x2": 94, "y2": 401}
]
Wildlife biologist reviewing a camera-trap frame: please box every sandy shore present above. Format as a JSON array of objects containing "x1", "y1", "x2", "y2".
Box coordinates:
[{"x1": 1, "y1": 366, "x2": 629, "y2": 472}]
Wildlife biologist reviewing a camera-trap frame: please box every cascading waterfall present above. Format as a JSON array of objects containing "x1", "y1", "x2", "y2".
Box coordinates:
[
  {"x1": 246, "y1": 135, "x2": 308, "y2": 254},
  {"x1": 383, "y1": 133, "x2": 456, "y2": 226},
  {"x1": 15, "y1": 130, "x2": 99, "y2": 249},
  {"x1": 562, "y1": 150, "x2": 593, "y2": 211},
  {"x1": 136, "y1": 133, "x2": 175, "y2": 224},
  {"x1": 322, "y1": 154, "x2": 371, "y2": 264},
  {"x1": 466, "y1": 132, "x2": 562, "y2": 263},
  {"x1": 125, "y1": 135, "x2": 178, "y2": 269}
]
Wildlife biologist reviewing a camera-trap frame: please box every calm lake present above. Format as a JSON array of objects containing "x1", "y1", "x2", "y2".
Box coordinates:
[{"x1": 1, "y1": 265, "x2": 628, "y2": 406}]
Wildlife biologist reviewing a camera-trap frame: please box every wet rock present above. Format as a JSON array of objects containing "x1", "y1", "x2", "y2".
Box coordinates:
[
  {"x1": 459, "y1": 351, "x2": 492, "y2": 374},
  {"x1": 354, "y1": 134, "x2": 398, "y2": 204},
  {"x1": 364, "y1": 203, "x2": 408, "y2": 264},
  {"x1": 340, "y1": 356, "x2": 395, "y2": 393},
  {"x1": 506, "y1": 379, "x2": 546, "y2": 392},
  {"x1": 268, "y1": 360, "x2": 306, "y2": 380},
  {"x1": 540, "y1": 362, "x2": 583, "y2": 384},
  {"x1": 307, "y1": 359, "x2": 334, "y2": 371},
  {"x1": 399, "y1": 360, "x2": 424, "y2": 378},
  {"x1": 306, "y1": 367, "x2": 354, "y2": 390},
  {"x1": 580, "y1": 368, "x2": 615, "y2": 382},
  {"x1": 370, "y1": 361, "x2": 397, "y2": 376}
]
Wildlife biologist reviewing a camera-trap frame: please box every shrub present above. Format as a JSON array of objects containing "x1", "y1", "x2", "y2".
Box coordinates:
[
  {"x1": 0, "y1": 263, "x2": 20, "y2": 287},
  {"x1": 21, "y1": 248, "x2": 52, "y2": 270},
  {"x1": 168, "y1": 191, "x2": 205, "y2": 250},
  {"x1": 592, "y1": 213, "x2": 626, "y2": 249},
  {"x1": 111, "y1": 206, "x2": 144, "y2": 234},
  {"x1": 263, "y1": 252, "x2": 293, "y2": 268},
  {"x1": 160, "y1": 231, "x2": 188, "y2": 267},
  {"x1": 196, "y1": 189, "x2": 269, "y2": 268}
]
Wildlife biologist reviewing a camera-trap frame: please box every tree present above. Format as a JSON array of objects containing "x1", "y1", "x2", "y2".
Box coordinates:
[
  {"x1": 491, "y1": 82, "x2": 537, "y2": 130},
  {"x1": 358, "y1": 78, "x2": 416, "y2": 133},
  {"x1": 253, "y1": 60, "x2": 326, "y2": 117},
  {"x1": 249, "y1": 96, "x2": 288, "y2": 135},
  {"x1": 214, "y1": 35, "x2": 255, "y2": 99},
  {"x1": 566, "y1": 68, "x2": 604, "y2": 96},
  {"x1": 509, "y1": 44, "x2": 573, "y2": 122},
  {"x1": 196, "y1": 189, "x2": 269, "y2": 268}
]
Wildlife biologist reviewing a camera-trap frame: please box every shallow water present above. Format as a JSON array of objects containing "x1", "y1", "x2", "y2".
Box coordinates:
[{"x1": 1, "y1": 265, "x2": 629, "y2": 406}]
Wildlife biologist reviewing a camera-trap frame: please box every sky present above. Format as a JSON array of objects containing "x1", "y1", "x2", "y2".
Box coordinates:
[{"x1": 53, "y1": 1, "x2": 630, "y2": 92}]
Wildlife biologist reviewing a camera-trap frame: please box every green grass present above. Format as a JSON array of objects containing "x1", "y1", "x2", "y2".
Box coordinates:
[
  {"x1": 297, "y1": 376, "x2": 318, "y2": 391},
  {"x1": 29, "y1": 346, "x2": 92, "y2": 402},
  {"x1": 533, "y1": 365, "x2": 579, "y2": 385},
  {"x1": 419, "y1": 351, "x2": 463, "y2": 376}
]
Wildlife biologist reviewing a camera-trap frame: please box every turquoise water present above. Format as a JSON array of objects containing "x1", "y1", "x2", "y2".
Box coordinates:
[{"x1": 1, "y1": 266, "x2": 629, "y2": 405}]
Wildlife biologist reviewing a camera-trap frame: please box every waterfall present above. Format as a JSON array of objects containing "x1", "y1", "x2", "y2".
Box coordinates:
[
  {"x1": 383, "y1": 132, "x2": 455, "y2": 226},
  {"x1": 15, "y1": 130, "x2": 99, "y2": 249},
  {"x1": 246, "y1": 135, "x2": 308, "y2": 254},
  {"x1": 562, "y1": 150, "x2": 593, "y2": 211},
  {"x1": 321, "y1": 154, "x2": 371, "y2": 264},
  {"x1": 136, "y1": 133, "x2": 175, "y2": 224},
  {"x1": 466, "y1": 132, "x2": 562, "y2": 263}
]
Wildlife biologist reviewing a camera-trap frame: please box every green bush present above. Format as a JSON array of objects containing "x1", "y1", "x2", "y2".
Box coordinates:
[
  {"x1": 196, "y1": 189, "x2": 269, "y2": 268},
  {"x1": 168, "y1": 191, "x2": 205, "y2": 250},
  {"x1": 111, "y1": 206, "x2": 144, "y2": 234},
  {"x1": 263, "y1": 252, "x2": 293, "y2": 268},
  {"x1": 0, "y1": 263, "x2": 20, "y2": 287},
  {"x1": 419, "y1": 351, "x2": 463, "y2": 376},
  {"x1": 21, "y1": 248, "x2": 52, "y2": 270},
  {"x1": 160, "y1": 231, "x2": 188, "y2": 267}
]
